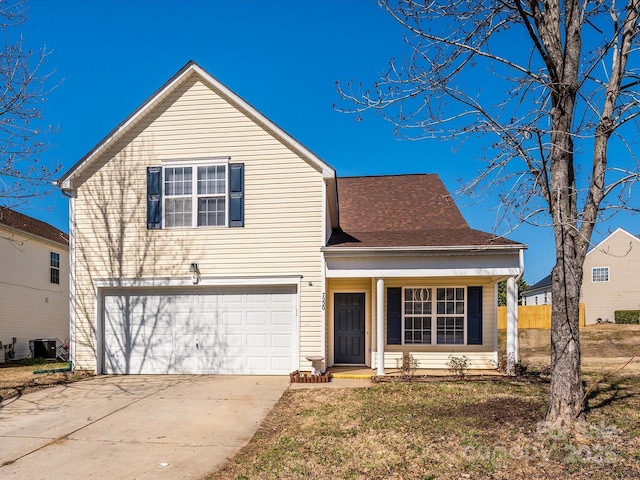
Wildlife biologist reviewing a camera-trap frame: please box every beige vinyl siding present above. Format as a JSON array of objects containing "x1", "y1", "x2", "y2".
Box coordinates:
[
  {"x1": 0, "y1": 228, "x2": 69, "y2": 359},
  {"x1": 71, "y1": 76, "x2": 325, "y2": 371},
  {"x1": 371, "y1": 352, "x2": 497, "y2": 370},
  {"x1": 581, "y1": 230, "x2": 640, "y2": 324}
]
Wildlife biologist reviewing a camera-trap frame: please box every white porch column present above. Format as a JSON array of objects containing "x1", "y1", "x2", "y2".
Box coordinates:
[
  {"x1": 506, "y1": 276, "x2": 519, "y2": 376},
  {"x1": 376, "y1": 277, "x2": 385, "y2": 376}
]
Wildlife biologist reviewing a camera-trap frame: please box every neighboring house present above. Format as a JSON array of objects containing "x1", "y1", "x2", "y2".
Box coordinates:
[
  {"x1": 522, "y1": 274, "x2": 552, "y2": 306},
  {"x1": 581, "y1": 228, "x2": 640, "y2": 324},
  {"x1": 56, "y1": 61, "x2": 525, "y2": 375},
  {"x1": 0, "y1": 208, "x2": 69, "y2": 360}
]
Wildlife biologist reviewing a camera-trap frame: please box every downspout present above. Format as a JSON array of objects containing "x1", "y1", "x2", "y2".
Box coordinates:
[
  {"x1": 53, "y1": 179, "x2": 76, "y2": 372},
  {"x1": 516, "y1": 248, "x2": 525, "y2": 282}
]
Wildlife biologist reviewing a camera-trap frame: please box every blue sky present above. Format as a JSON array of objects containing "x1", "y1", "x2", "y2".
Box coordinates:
[{"x1": 17, "y1": 0, "x2": 638, "y2": 285}]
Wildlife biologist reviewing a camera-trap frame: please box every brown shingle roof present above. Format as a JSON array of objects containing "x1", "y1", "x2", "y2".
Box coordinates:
[
  {"x1": 0, "y1": 208, "x2": 69, "y2": 247},
  {"x1": 329, "y1": 174, "x2": 521, "y2": 248}
]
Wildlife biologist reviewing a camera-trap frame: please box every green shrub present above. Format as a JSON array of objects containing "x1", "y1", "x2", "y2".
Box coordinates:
[{"x1": 615, "y1": 310, "x2": 640, "y2": 324}]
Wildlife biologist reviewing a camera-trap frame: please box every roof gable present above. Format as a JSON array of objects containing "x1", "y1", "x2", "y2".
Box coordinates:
[
  {"x1": 329, "y1": 174, "x2": 523, "y2": 249},
  {"x1": 57, "y1": 61, "x2": 335, "y2": 189},
  {"x1": 586, "y1": 227, "x2": 640, "y2": 256},
  {"x1": 0, "y1": 208, "x2": 69, "y2": 247}
]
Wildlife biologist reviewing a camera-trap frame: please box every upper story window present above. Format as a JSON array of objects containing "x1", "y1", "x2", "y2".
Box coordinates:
[
  {"x1": 147, "y1": 161, "x2": 244, "y2": 230},
  {"x1": 164, "y1": 164, "x2": 227, "y2": 228},
  {"x1": 50, "y1": 252, "x2": 60, "y2": 284},
  {"x1": 592, "y1": 267, "x2": 609, "y2": 283}
]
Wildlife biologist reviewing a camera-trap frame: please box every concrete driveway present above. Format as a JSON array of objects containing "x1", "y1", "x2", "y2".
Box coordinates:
[{"x1": 0, "y1": 375, "x2": 289, "y2": 479}]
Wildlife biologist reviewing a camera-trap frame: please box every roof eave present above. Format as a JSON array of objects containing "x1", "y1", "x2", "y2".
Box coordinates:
[{"x1": 322, "y1": 244, "x2": 527, "y2": 255}]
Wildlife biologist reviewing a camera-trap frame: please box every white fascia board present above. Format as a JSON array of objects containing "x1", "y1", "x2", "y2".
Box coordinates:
[
  {"x1": 587, "y1": 227, "x2": 639, "y2": 256},
  {"x1": 322, "y1": 244, "x2": 525, "y2": 256},
  {"x1": 326, "y1": 267, "x2": 523, "y2": 278},
  {"x1": 94, "y1": 275, "x2": 303, "y2": 289}
]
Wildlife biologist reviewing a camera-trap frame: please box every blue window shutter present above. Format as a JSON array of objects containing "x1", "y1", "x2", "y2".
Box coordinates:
[
  {"x1": 228, "y1": 163, "x2": 244, "y2": 227},
  {"x1": 147, "y1": 167, "x2": 162, "y2": 230},
  {"x1": 467, "y1": 286, "x2": 483, "y2": 345},
  {"x1": 387, "y1": 287, "x2": 402, "y2": 345}
]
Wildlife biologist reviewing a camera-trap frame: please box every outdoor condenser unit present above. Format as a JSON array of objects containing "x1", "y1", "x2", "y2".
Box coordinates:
[{"x1": 30, "y1": 339, "x2": 57, "y2": 359}]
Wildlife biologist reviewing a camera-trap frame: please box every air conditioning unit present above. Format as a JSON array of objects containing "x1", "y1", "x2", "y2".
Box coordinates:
[{"x1": 30, "y1": 339, "x2": 57, "y2": 359}]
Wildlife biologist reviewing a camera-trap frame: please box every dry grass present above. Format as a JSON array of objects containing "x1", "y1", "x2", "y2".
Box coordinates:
[
  {"x1": 505, "y1": 324, "x2": 640, "y2": 374},
  {"x1": 209, "y1": 326, "x2": 640, "y2": 480},
  {"x1": 211, "y1": 379, "x2": 640, "y2": 479},
  {"x1": 0, "y1": 362, "x2": 91, "y2": 401}
]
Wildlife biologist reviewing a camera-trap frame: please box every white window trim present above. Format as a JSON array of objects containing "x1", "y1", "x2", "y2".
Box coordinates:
[
  {"x1": 591, "y1": 266, "x2": 610, "y2": 283},
  {"x1": 161, "y1": 158, "x2": 230, "y2": 229},
  {"x1": 401, "y1": 286, "x2": 467, "y2": 346},
  {"x1": 50, "y1": 251, "x2": 60, "y2": 284}
]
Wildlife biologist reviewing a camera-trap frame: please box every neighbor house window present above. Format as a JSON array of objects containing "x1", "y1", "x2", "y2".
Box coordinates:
[
  {"x1": 403, "y1": 287, "x2": 465, "y2": 345},
  {"x1": 592, "y1": 267, "x2": 609, "y2": 283},
  {"x1": 164, "y1": 163, "x2": 227, "y2": 228},
  {"x1": 50, "y1": 252, "x2": 60, "y2": 284}
]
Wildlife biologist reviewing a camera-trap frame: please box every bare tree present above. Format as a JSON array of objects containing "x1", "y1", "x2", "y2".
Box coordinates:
[
  {"x1": 337, "y1": 0, "x2": 640, "y2": 427},
  {"x1": 0, "y1": 0, "x2": 59, "y2": 207}
]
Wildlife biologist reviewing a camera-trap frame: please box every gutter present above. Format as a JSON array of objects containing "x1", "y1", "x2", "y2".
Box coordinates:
[
  {"x1": 322, "y1": 244, "x2": 526, "y2": 256},
  {"x1": 516, "y1": 248, "x2": 525, "y2": 281}
]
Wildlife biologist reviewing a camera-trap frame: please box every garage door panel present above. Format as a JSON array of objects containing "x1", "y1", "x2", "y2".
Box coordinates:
[
  {"x1": 247, "y1": 334, "x2": 268, "y2": 348},
  {"x1": 221, "y1": 311, "x2": 243, "y2": 326},
  {"x1": 103, "y1": 287, "x2": 297, "y2": 375},
  {"x1": 247, "y1": 311, "x2": 268, "y2": 325},
  {"x1": 246, "y1": 356, "x2": 268, "y2": 371},
  {"x1": 246, "y1": 293, "x2": 268, "y2": 304}
]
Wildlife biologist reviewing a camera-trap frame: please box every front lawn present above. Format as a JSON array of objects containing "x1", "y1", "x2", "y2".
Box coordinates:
[{"x1": 212, "y1": 378, "x2": 640, "y2": 479}]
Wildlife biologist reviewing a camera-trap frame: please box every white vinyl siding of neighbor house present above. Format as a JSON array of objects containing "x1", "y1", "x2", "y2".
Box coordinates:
[
  {"x1": 581, "y1": 229, "x2": 640, "y2": 325},
  {"x1": 0, "y1": 230, "x2": 69, "y2": 359},
  {"x1": 70, "y1": 77, "x2": 325, "y2": 371},
  {"x1": 523, "y1": 290, "x2": 552, "y2": 306},
  {"x1": 326, "y1": 277, "x2": 497, "y2": 369}
]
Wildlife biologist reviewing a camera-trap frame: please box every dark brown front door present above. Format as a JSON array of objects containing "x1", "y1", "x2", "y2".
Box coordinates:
[{"x1": 334, "y1": 293, "x2": 365, "y2": 364}]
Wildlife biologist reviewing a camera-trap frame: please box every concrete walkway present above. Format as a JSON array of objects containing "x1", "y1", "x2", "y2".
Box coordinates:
[{"x1": 0, "y1": 375, "x2": 288, "y2": 480}]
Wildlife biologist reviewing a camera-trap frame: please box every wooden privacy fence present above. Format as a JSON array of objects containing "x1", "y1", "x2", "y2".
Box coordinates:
[{"x1": 498, "y1": 303, "x2": 585, "y2": 329}]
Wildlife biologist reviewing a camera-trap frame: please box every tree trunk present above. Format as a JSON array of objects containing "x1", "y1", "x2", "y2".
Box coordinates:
[{"x1": 547, "y1": 259, "x2": 585, "y2": 426}]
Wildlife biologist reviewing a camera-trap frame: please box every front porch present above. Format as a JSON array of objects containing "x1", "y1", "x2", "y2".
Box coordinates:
[{"x1": 322, "y1": 249, "x2": 524, "y2": 376}]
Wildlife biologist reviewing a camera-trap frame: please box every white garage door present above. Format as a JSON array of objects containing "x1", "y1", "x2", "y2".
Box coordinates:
[{"x1": 102, "y1": 286, "x2": 297, "y2": 375}]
